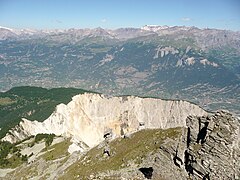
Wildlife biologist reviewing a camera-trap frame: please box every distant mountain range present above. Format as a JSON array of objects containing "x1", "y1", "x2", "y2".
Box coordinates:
[{"x1": 0, "y1": 25, "x2": 239, "y2": 114}]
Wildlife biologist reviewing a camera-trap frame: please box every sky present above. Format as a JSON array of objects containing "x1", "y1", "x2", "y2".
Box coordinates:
[{"x1": 0, "y1": 0, "x2": 240, "y2": 31}]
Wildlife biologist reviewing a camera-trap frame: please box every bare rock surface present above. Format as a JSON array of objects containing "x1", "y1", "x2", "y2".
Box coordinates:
[
  {"x1": 183, "y1": 110, "x2": 240, "y2": 179},
  {"x1": 2, "y1": 93, "x2": 207, "y2": 151}
]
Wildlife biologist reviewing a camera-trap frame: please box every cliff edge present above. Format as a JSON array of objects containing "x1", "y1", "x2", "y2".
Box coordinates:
[{"x1": 2, "y1": 93, "x2": 207, "y2": 152}]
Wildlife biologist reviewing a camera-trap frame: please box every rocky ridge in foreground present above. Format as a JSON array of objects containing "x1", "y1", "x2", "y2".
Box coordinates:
[
  {"x1": 183, "y1": 110, "x2": 240, "y2": 179},
  {"x1": 1, "y1": 110, "x2": 239, "y2": 179}
]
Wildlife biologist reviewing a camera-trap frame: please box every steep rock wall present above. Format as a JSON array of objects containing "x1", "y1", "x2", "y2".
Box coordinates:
[{"x1": 2, "y1": 93, "x2": 207, "y2": 150}]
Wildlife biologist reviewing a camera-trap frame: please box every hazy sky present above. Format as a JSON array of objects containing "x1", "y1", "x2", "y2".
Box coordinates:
[{"x1": 0, "y1": 0, "x2": 240, "y2": 30}]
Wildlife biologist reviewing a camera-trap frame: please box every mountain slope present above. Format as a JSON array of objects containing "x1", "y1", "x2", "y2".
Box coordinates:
[{"x1": 0, "y1": 26, "x2": 239, "y2": 115}]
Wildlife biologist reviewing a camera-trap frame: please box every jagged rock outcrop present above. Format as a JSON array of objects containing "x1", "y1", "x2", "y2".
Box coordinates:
[
  {"x1": 128, "y1": 110, "x2": 240, "y2": 180},
  {"x1": 2, "y1": 93, "x2": 207, "y2": 151},
  {"x1": 183, "y1": 110, "x2": 240, "y2": 179}
]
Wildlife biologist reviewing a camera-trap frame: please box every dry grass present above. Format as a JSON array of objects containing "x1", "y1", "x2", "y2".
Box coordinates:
[
  {"x1": 60, "y1": 127, "x2": 182, "y2": 179},
  {"x1": 40, "y1": 138, "x2": 71, "y2": 161}
]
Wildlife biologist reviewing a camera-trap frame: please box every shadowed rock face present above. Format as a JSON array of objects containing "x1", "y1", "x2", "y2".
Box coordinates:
[
  {"x1": 2, "y1": 93, "x2": 207, "y2": 151},
  {"x1": 139, "y1": 167, "x2": 153, "y2": 179}
]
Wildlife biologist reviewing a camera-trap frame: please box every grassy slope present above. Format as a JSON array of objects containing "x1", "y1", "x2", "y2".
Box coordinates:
[
  {"x1": 7, "y1": 137, "x2": 71, "y2": 179},
  {"x1": 60, "y1": 127, "x2": 182, "y2": 179},
  {"x1": 40, "y1": 138, "x2": 71, "y2": 161},
  {"x1": 0, "y1": 86, "x2": 96, "y2": 139},
  {"x1": 6, "y1": 128, "x2": 182, "y2": 179}
]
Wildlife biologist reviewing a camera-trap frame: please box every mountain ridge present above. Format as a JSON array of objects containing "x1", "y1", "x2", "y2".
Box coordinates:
[
  {"x1": 1, "y1": 25, "x2": 240, "y2": 41},
  {"x1": 0, "y1": 25, "x2": 239, "y2": 115},
  {"x1": 2, "y1": 92, "x2": 207, "y2": 148}
]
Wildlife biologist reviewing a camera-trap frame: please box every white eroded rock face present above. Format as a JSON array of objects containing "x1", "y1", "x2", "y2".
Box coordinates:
[{"x1": 2, "y1": 93, "x2": 207, "y2": 151}]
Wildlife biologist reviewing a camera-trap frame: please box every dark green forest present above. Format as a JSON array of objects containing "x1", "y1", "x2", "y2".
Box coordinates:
[{"x1": 0, "y1": 86, "x2": 96, "y2": 138}]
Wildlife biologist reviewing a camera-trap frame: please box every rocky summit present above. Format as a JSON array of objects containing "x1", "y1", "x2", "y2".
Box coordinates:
[{"x1": 0, "y1": 91, "x2": 239, "y2": 179}]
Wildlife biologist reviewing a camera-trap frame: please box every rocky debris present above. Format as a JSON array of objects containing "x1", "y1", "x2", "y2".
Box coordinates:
[
  {"x1": 2, "y1": 93, "x2": 207, "y2": 152},
  {"x1": 141, "y1": 136, "x2": 188, "y2": 180},
  {"x1": 47, "y1": 152, "x2": 80, "y2": 179},
  {"x1": 3, "y1": 139, "x2": 80, "y2": 180},
  {"x1": 103, "y1": 146, "x2": 111, "y2": 157},
  {"x1": 68, "y1": 143, "x2": 83, "y2": 154},
  {"x1": 20, "y1": 140, "x2": 46, "y2": 163},
  {"x1": 0, "y1": 169, "x2": 14, "y2": 178}
]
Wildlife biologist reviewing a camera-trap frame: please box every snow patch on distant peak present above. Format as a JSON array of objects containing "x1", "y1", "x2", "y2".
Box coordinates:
[
  {"x1": 141, "y1": 25, "x2": 170, "y2": 32},
  {"x1": 0, "y1": 26, "x2": 14, "y2": 31}
]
